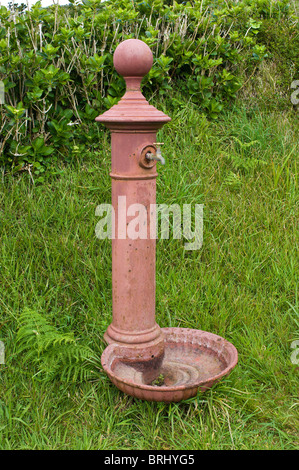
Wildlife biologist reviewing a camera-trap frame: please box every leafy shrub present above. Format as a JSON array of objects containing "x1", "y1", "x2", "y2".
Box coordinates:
[{"x1": 0, "y1": 0, "x2": 297, "y2": 176}]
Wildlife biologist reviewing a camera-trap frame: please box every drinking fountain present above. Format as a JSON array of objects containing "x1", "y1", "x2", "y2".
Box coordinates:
[{"x1": 96, "y1": 39, "x2": 238, "y2": 402}]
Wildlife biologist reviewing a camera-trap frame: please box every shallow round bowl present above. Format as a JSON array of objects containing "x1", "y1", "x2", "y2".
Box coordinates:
[{"x1": 101, "y1": 327, "x2": 238, "y2": 402}]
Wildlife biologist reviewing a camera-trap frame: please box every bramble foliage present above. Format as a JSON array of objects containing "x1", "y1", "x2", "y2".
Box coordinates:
[{"x1": 0, "y1": 0, "x2": 297, "y2": 177}]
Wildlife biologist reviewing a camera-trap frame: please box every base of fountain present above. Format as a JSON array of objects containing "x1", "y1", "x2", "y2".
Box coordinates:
[{"x1": 101, "y1": 327, "x2": 238, "y2": 402}]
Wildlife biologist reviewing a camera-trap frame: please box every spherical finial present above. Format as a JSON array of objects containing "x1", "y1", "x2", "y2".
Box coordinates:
[{"x1": 113, "y1": 39, "x2": 153, "y2": 77}]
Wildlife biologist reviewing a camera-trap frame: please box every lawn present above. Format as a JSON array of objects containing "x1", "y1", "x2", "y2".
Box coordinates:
[{"x1": 0, "y1": 99, "x2": 298, "y2": 450}]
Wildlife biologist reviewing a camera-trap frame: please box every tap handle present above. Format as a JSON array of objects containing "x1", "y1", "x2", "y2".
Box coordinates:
[
  {"x1": 146, "y1": 143, "x2": 165, "y2": 165},
  {"x1": 153, "y1": 142, "x2": 164, "y2": 150}
]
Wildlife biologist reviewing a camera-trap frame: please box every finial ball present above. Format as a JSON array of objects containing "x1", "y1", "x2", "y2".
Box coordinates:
[{"x1": 113, "y1": 39, "x2": 153, "y2": 77}]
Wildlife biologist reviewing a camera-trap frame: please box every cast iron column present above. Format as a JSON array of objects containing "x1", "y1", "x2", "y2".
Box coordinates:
[{"x1": 96, "y1": 39, "x2": 171, "y2": 361}]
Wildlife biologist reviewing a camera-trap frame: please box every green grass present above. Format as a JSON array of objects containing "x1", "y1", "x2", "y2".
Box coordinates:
[{"x1": 0, "y1": 100, "x2": 298, "y2": 450}]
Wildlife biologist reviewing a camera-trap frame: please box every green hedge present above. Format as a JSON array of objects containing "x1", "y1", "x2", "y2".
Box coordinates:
[{"x1": 0, "y1": 0, "x2": 297, "y2": 177}]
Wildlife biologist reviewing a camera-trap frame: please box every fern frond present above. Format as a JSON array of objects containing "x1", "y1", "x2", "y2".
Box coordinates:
[
  {"x1": 223, "y1": 171, "x2": 242, "y2": 190},
  {"x1": 231, "y1": 136, "x2": 261, "y2": 149},
  {"x1": 16, "y1": 308, "x2": 101, "y2": 384}
]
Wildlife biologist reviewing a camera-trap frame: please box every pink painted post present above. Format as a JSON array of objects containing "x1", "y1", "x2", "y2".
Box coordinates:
[{"x1": 96, "y1": 39, "x2": 171, "y2": 363}]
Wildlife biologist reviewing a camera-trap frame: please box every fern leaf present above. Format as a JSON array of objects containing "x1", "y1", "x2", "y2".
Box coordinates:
[{"x1": 16, "y1": 308, "x2": 101, "y2": 384}]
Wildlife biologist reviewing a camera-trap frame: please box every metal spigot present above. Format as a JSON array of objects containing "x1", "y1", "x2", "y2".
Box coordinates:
[{"x1": 145, "y1": 142, "x2": 165, "y2": 165}]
